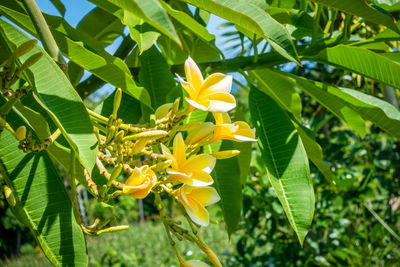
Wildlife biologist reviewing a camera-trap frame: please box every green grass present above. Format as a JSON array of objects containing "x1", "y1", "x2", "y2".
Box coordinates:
[{"x1": 1, "y1": 221, "x2": 235, "y2": 267}]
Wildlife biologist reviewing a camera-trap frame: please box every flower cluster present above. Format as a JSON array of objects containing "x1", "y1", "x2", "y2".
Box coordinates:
[
  {"x1": 89, "y1": 57, "x2": 256, "y2": 266},
  {"x1": 121, "y1": 57, "x2": 256, "y2": 228}
]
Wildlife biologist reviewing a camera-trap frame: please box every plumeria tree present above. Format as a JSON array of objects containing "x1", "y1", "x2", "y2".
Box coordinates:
[{"x1": 1, "y1": 0, "x2": 400, "y2": 266}]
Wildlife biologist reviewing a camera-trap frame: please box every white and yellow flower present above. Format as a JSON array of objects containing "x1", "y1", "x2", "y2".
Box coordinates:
[
  {"x1": 175, "y1": 184, "x2": 220, "y2": 227},
  {"x1": 123, "y1": 166, "x2": 157, "y2": 199},
  {"x1": 211, "y1": 112, "x2": 256, "y2": 142},
  {"x1": 178, "y1": 57, "x2": 236, "y2": 113},
  {"x1": 161, "y1": 133, "x2": 215, "y2": 186}
]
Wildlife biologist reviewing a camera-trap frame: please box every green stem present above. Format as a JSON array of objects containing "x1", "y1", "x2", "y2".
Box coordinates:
[
  {"x1": 253, "y1": 34, "x2": 258, "y2": 63},
  {"x1": 311, "y1": 3, "x2": 322, "y2": 46},
  {"x1": 21, "y1": 0, "x2": 67, "y2": 71}
]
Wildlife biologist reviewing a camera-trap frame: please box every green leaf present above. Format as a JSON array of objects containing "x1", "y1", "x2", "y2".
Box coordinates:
[
  {"x1": 327, "y1": 85, "x2": 400, "y2": 138},
  {"x1": 296, "y1": 124, "x2": 333, "y2": 183},
  {"x1": 249, "y1": 68, "x2": 302, "y2": 120},
  {"x1": 212, "y1": 140, "x2": 242, "y2": 237},
  {"x1": 0, "y1": 131, "x2": 87, "y2": 266},
  {"x1": 375, "y1": 0, "x2": 400, "y2": 12},
  {"x1": 49, "y1": 0, "x2": 65, "y2": 17},
  {"x1": 76, "y1": 7, "x2": 124, "y2": 47},
  {"x1": 0, "y1": 4, "x2": 152, "y2": 107},
  {"x1": 184, "y1": 109, "x2": 208, "y2": 124},
  {"x1": 310, "y1": 0, "x2": 399, "y2": 32},
  {"x1": 139, "y1": 46, "x2": 176, "y2": 109},
  {"x1": 273, "y1": 70, "x2": 367, "y2": 137},
  {"x1": 10, "y1": 95, "x2": 89, "y2": 188},
  {"x1": 231, "y1": 106, "x2": 253, "y2": 184},
  {"x1": 0, "y1": 19, "x2": 98, "y2": 173},
  {"x1": 282, "y1": 70, "x2": 400, "y2": 139},
  {"x1": 107, "y1": 0, "x2": 181, "y2": 47},
  {"x1": 125, "y1": 14, "x2": 160, "y2": 53},
  {"x1": 249, "y1": 86, "x2": 314, "y2": 244},
  {"x1": 160, "y1": 1, "x2": 215, "y2": 43},
  {"x1": 309, "y1": 45, "x2": 400, "y2": 93},
  {"x1": 181, "y1": 0, "x2": 300, "y2": 64}
]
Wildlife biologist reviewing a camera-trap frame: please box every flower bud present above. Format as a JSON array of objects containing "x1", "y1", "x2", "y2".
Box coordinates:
[
  {"x1": 18, "y1": 53, "x2": 42, "y2": 74},
  {"x1": 15, "y1": 126, "x2": 26, "y2": 141},
  {"x1": 123, "y1": 130, "x2": 168, "y2": 141},
  {"x1": 185, "y1": 122, "x2": 213, "y2": 145},
  {"x1": 13, "y1": 40, "x2": 37, "y2": 59},
  {"x1": 150, "y1": 160, "x2": 172, "y2": 171},
  {"x1": 112, "y1": 88, "x2": 122, "y2": 119},
  {"x1": 211, "y1": 150, "x2": 240, "y2": 159},
  {"x1": 155, "y1": 103, "x2": 173, "y2": 120},
  {"x1": 4, "y1": 185, "x2": 16, "y2": 207},
  {"x1": 130, "y1": 140, "x2": 147, "y2": 155}
]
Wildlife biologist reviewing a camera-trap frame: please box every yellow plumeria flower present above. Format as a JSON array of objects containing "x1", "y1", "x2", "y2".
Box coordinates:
[
  {"x1": 211, "y1": 112, "x2": 257, "y2": 142},
  {"x1": 161, "y1": 133, "x2": 215, "y2": 186},
  {"x1": 175, "y1": 184, "x2": 220, "y2": 227},
  {"x1": 123, "y1": 166, "x2": 157, "y2": 199},
  {"x1": 177, "y1": 57, "x2": 236, "y2": 113}
]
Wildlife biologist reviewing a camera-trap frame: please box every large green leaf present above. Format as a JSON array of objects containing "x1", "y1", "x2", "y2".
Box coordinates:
[
  {"x1": 107, "y1": 0, "x2": 181, "y2": 46},
  {"x1": 0, "y1": 130, "x2": 87, "y2": 266},
  {"x1": 139, "y1": 46, "x2": 176, "y2": 109},
  {"x1": 0, "y1": 5, "x2": 152, "y2": 107},
  {"x1": 181, "y1": 0, "x2": 300, "y2": 64},
  {"x1": 160, "y1": 1, "x2": 215, "y2": 43},
  {"x1": 249, "y1": 69, "x2": 331, "y2": 182},
  {"x1": 125, "y1": 14, "x2": 160, "y2": 54},
  {"x1": 375, "y1": 0, "x2": 400, "y2": 12},
  {"x1": 309, "y1": 45, "x2": 400, "y2": 92},
  {"x1": 310, "y1": 0, "x2": 399, "y2": 32},
  {"x1": 249, "y1": 86, "x2": 314, "y2": 244},
  {"x1": 10, "y1": 95, "x2": 89, "y2": 188},
  {"x1": 212, "y1": 140, "x2": 242, "y2": 237},
  {"x1": 231, "y1": 106, "x2": 253, "y2": 184},
  {"x1": 259, "y1": 69, "x2": 366, "y2": 137},
  {"x1": 76, "y1": 7, "x2": 124, "y2": 47},
  {"x1": 281, "y1": 70, "x2": 400, "y2": 138},
  {"x1": 296, "y1": 124, "x2": 333, "y2": 183},
  {"x1": 249, "y1": 68, "x2": 302, "y2": 120},
  {"x1": 0, "y1": 19, "x2": 98, "y2": 172}
]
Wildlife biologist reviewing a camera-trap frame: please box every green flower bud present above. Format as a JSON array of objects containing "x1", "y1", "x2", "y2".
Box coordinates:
[{"x1": 15, "y1": 126, "x2": 26, "y2": 141}]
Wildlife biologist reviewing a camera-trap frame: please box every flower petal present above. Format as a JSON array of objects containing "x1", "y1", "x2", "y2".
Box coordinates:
[
  {"x1": 181, "y1": 154, "x2": 216, "y2": 174},
  {"x1": 199, "y1": 73, "x2": 232, "y2": 96},
  {"x1": 185, "y1": 122, "x2": 214, "y2": 145},
  {"x1": 203, "y1": 93, "x2": 236, "y2": 113},
  {"x1": 185, "y1": 56, "x2": 203, "y2": 89},
  {"x1": 213, "y1": 112, "x2": 231, "y2": 125},
  {"x1": 173, "y1": 133, "x2": 186, "y2": 167},
  {"x1": 161, "y1": 143, "x2": 177, "y2": 169},
  {"x1": 185, "y1": 98, "x2": 208, "y2": 111},
  {"x1": 185, "y1": 198, "x2": 210, "y2": 227},
  {"x1": 190, "y1": 186, "x2": 221, "y2": 206},
  {"x1": 177, "y1": 74, "x2": 198, "y2": 99},
  {"x1": 190, "y1": 171, "x2": 214, "y2": 187}
]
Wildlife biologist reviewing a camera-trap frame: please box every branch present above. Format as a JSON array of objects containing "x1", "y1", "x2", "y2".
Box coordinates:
[{"x1": 22, "y1": 0, "x2": 67, "y2": 70}]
